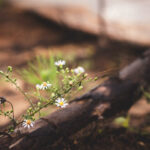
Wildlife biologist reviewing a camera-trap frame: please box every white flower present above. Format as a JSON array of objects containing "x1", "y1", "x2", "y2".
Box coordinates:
[
  {"x1": 22, "y1": 119, "x2": 34, "y2": 129},
  {"x1": 55, "y1": 60, "x2": 66, "y2": 67},
  {"x1": 55, "y1": 98, "x2": 68, "y2": 108},
  {"x1": 74, "y1": 66, "x2": 85, "y2": 74},
  {"x1": 36, "y1": 84, "x2": 42, "y2": 90},
  {"x1": 41, "y1": 82, "x2": 52, "y2": 90},
  {"x1": 36, "y1": 82, "x2": 52, "y2": 90}
]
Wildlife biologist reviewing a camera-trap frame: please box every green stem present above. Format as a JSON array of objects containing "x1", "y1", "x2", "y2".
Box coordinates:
[
  {"x1": 30, "y1": 100, "x2": 53, "y2": 117},
  {"x1": 3, "y1": 74, "x2": 34, "y2": 109},
  {"x1": 26, "y1": 74, "x2": 85, "y2": 118},
  {"x1": 6, "y1": 100, "x2": 16, "y2": 126}
]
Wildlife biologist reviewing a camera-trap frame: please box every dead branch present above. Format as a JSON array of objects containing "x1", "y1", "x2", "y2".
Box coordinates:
[{"x1": 9, "y1": 49, "x2": 150, "y2": 150}]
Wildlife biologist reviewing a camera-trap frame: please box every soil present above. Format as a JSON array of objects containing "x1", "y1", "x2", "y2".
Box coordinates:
[
  {"x1": 53, "y1": 127, "x2": 150, "y2": 150},
  {"x1": 0, "y1": 3, "x2": 150, "y2": 150}
]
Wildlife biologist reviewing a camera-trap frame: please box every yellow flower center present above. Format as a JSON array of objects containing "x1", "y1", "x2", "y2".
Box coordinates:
[
  {"x1": 26, "y1": 120, "x2": 31, "y2": 125},
  {"x1": 43, "y1": 82, "x2": 47, "y2": 87},
  {"x1": 59, "y1": 101, "x2": 64, "y2": 106}
]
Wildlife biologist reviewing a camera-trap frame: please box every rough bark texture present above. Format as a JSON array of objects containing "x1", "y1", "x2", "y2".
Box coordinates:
[{"x1": 8, "y1": 50, "x2": 150, "y2": 150}]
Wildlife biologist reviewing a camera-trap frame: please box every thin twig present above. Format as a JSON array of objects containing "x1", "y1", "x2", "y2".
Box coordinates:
[{"x1": 6, "y1": 100, "x2": 16, "y2": 127}]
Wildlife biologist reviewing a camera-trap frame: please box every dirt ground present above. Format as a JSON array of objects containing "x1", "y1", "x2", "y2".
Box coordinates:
[{"x1": 1, "y1": 4, "x2": 150, "y2": 150}]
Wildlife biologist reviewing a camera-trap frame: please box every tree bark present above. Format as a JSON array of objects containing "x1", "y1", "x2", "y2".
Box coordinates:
[{"x1": 8, "y1": 50, "x2": 150, "y2": 150}]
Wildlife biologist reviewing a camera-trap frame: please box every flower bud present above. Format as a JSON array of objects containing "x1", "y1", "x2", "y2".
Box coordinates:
[
  {"x1": 68, "y1": 76, "x2": 72, "y2": 79},
  {"x1": 7, "y1": 66, "x2": 12, "y2": 72},
  {"x1": 0, "y1": 70, "x2": 4, "y2": 74},
  {"x1": 51, "y1": 93, "x2": 55, "y2": 98},
  {"x1": 37, "y1": 102, "x2": 41, "y2": 107},
  {"x1": 71, "y1": 69, "x2": 74, "y2": 73},
  {"x1": 69, "y1": 81, "x2": 73, "y2": 85},
  {"x1": 78, "y1": 86, "x2": 83, "y2": 90},
  {"x1": 66, "y1": 67, "x2": 69, "y2": 73},
  {"x1": 94, "y1": 77, "x2": 98, "y2": 81},
  {"x1": 84, "y1": 73, "x2": 88, "y2": 78},
  {"x1": 28, "y1": 107, "x2": 32, "y2": 111},
  {"x1": 61, "y1": 69, "x2": 65, "y2": 73}
]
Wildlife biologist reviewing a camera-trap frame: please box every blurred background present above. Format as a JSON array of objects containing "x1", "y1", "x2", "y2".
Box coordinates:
[{"x1": 1, "y1": 0, "x2": 150, "y2": 148}]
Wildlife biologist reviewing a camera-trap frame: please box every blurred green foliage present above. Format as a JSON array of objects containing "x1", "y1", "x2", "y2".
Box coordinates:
[
  {"x1": 19, "y1": 50, "x2": 92, "y2": 86},
  {"x1": 20, "y1": 55, "x2": 58, "y2": 85},
  {"x1": 114, "y1": 116, "x2": 130, "y2": 128}
]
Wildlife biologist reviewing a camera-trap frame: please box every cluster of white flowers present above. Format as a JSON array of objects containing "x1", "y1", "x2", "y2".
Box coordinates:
[
  {"x1": 22, "y1": 98, "x2": 68, "y2": 129},
  {"x1": 74, "y1": 66, "x2": 85, "y2": 74},
  {"x1": 23, "y1": 60, "x2": 85, "y2": 129},
  {"x1": 55, "y1": 60, "x2": 66, "y2": 67},
  {"x1": 36, "y1": 82, "x2": 52, "y2": 90}
]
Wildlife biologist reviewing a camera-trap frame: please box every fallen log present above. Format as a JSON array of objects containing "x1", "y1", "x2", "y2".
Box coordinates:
[{"x1": 8, "y1": 49, "x2": 150, "y2": 150}]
